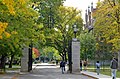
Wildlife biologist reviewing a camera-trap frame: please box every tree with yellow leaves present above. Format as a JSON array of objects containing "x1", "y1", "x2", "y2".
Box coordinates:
[
  {"x1": 93, "y1": 0, "x2": 120, "y2": 70},
  {"x1": 0, "y1": 22, "x2": 8, "y2": 39},
  {"x1": 0, "y1": 0, "x2": 39, "y2": 69},
  {"x1": 0, "y1": 0, "x2": 16, "y2": 39},
  {"x1": 2, "y1": 0, "x2": 15, "y2": 15}
]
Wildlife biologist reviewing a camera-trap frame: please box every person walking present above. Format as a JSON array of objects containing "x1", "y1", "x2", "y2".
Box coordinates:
[
  {"x1": 83, "y1": 60, "x2": 87, "y2": 71},
  {"x1": 110, "y1": 57, "x2": 118, "y2": 79},
  {"x1": 96, "y1": 61, "x2": 100, "y2": 75},
  {"x1": 60, "y1": 60, "x2": 66, "y2": 74},
  {"x1": 80, "y1": 60, "x2": 82, "y2": 71}
]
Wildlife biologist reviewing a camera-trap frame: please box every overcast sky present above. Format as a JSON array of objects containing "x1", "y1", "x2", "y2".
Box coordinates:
[{"x1": 64, "y1": 0, "x2": 99, "y2": 21}]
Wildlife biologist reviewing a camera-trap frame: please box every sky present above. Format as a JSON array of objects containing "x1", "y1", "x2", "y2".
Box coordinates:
[{"x1": 63, "y1": 0, "x2": 99, "y2": 21}]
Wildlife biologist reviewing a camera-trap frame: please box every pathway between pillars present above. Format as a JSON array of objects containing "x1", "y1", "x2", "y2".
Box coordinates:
[{"x1": 0, "y1": 63, "x2": 94, "y2": 79}]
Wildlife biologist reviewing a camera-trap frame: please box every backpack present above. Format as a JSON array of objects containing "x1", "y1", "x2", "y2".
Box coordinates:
[
  {"x1": 60, "y1": 61, "x2": 65, "y2": 67},
  {"x1": 96, "y1": 63, "x2": 100, "y2": 68},
  {"x1": 60, "y1": 61, "x2": 63, "y2": 67}
]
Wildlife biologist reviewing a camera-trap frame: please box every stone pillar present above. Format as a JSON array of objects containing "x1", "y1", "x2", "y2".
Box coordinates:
[
  {"x1": 118, "y1": 51, "x2": 120, "y2": 70},
  {"x1": 21, "y1": 47, "x2": 29, "y2": 72},
  {"x1": 72, "y1": 39, "x2": 80, "y2": 73}
]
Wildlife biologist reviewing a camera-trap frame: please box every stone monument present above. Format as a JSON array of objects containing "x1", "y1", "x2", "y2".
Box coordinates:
[
  {"x1": 118, "y1": 52, "x2": 120, "y2": 70},
  {"x1": 21, "y1": 47, "x2": 29, "y2": 72},
  {"x1": 72, "y1": 38, "x2": 80, "y2": 73}
]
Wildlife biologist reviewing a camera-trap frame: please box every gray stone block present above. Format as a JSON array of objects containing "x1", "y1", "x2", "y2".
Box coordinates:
[{"x1": 72, "y1": 41, "x2": 80, "y2": 73}]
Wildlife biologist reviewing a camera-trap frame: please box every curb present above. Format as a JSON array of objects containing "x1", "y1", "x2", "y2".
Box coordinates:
[{"x1": 81, "y1": 73, "x2": 98, "y2": 79}]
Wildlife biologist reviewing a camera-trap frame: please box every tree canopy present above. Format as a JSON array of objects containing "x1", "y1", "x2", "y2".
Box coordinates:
[{"x1": 93, "y1": 0, "x2": 120, "y2": 53}]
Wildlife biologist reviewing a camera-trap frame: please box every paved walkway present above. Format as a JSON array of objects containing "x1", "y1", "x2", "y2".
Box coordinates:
[
  {"x1": 0, "y1": 63, "x2": 120, "y2": 79},
  {"x1": 0, "y1": 63, "x2": 93, "y2": 79}
]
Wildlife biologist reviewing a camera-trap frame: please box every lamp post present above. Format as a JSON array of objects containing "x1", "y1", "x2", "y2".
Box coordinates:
[
  {"x1": 73, "y1": 24, "x2": 78, "y2": 39},
  {"x1": 28, "y1": 40, "x2": 33, "y2": 72},
  {"x1": 71, "y1": 23, "x2": 80, "y2": 73},
  {"x1": 68, "y1": 24, "x2": 78, "y2": 73}
]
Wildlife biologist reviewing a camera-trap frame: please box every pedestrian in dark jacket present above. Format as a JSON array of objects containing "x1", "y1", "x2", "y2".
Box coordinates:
[
  {"x1": 60, "y1": 60, "x2": 66, "y2": 74},
  {"x1": 80, "y1": 60, "x2": 82, "y2": 71},
  {"x1": 110, "y1": 57, "x2": 118, "y2": 79}
]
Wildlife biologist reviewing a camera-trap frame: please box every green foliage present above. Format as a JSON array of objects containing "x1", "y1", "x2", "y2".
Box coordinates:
[
  {"x1": 0, "y1": 0, "x2": 83, "y2": 64},
  {"x1": 79, "y1": 33, "x2": 96, "y2": 60},
  {"x1": 0, "y1": 0, "x2": 40, "y2": 60},
  {"x1": 41, "y1": 47, "x2": 61, "y2": 60},
  {"x1": 51, "y1": 6, "x2": 83, "y2": 60},
  {"x1": 33, "y1": 0, "x2": 83, "y2": 60},
  {"x1": 93, "y1": 0, "x2": 120, "y2": 53}
]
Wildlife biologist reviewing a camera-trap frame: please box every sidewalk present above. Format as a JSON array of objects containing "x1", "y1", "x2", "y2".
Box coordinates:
[
  {"x1": 81, "y1": 70, "x2": 120, "y2": 79},
  {"x1": 0, "y1": 63, "x2": 93, "y2": 79},
  {"x1": 1, "y1": 63, "x2": 120, "y2": 79},
  {"x1": 33, "y1": 63, "x2": 56, "y2": 66}
]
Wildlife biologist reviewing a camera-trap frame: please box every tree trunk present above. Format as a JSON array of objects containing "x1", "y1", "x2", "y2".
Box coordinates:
[
  {"x1": 1, "y1": 55, "x2": 6, "y2": 72},
  {"x1": 63, "y1": 47, "x2": 67, "y2": 62},
  {"x1": 63, "y1": 34, "x2": 67, "y2": 62},
  {"x1": 9, "y1": 54, "x2": 14, "y2": 68},
  {"x1": 64, "y1": 51, "x2": 67, "y2": 62},
  {"x1": 62, "y1": 54, "x2": 64, "y2": 61},
  {"x1": 118, "y1": 51, "x2": 120, "y2": 71}
]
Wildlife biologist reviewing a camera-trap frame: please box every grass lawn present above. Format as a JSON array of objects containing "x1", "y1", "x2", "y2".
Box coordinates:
[
  {"x1": 0, "y1": 65, "x2": 20, "y2": 74},
  {"x1": 5, "y1": 65, "x2": 20, "y2": 71},
  {"x1": 100, "y1": 69, "x2": 120, "y2": 78}
]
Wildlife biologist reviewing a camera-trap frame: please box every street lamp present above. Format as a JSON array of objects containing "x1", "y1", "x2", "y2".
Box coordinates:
[{"x1": 73, "y1": 24, "x2": 78, "y2": 39}]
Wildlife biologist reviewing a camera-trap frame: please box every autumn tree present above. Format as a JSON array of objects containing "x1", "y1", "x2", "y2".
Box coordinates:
[
  {"x1": 93, "y1": 0, "x2": 120, "y2": 69},
  {"x1": 0, "y1": 0, "x2": 40, "y2": 69}
]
